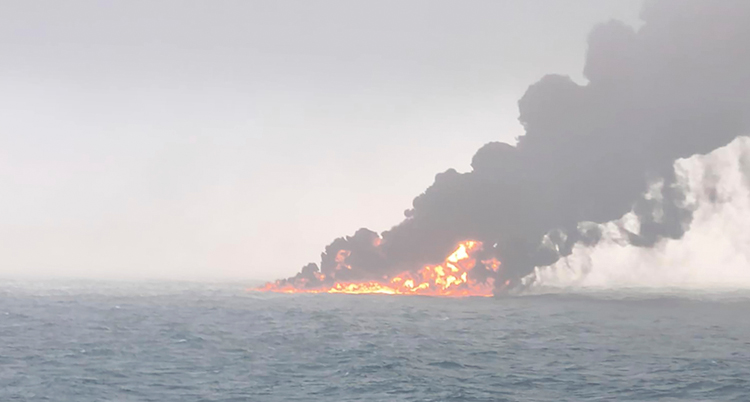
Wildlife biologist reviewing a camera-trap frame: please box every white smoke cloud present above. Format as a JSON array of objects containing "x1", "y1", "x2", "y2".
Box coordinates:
[{"x1": 525, "y1": 136, "x2": 750, "y2": 291}]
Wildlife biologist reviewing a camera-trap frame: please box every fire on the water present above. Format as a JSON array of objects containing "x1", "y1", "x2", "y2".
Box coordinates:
[{"x1": 258, "y1": 240, "x2": 508, "y2": 297}]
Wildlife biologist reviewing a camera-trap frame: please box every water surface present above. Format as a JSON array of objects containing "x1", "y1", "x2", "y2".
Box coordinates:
[{"x1": 2, "y1": 280, "x2": 749, "y2": 401}]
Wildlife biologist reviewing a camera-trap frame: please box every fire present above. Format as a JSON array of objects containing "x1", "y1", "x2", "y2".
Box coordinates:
[
  {"x1": 258, "y1": 240, "x2": 501, "y2": 297},
  {"x1": 334, "y1": 250, "x2": 352, "y2": 270}
]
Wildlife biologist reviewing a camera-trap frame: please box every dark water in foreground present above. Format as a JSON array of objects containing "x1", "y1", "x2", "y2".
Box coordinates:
[{"x1": 2, "y1": 281, "x2": 750, "y2": 401}]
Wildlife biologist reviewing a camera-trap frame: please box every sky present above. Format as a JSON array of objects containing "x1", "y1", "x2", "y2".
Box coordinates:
[{"x1": 0, "y1": 0, "x2": 643, "y2": 281}]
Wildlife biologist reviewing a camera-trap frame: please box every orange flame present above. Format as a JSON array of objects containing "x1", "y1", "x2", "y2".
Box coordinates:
[{"x1": 258, "y1": 240, "x2": 501, "y2": 297}]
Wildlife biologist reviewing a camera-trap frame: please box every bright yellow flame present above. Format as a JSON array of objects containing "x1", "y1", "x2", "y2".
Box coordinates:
[{"x1": 258, "y1": 240, "x2": 501, "y2": 297}]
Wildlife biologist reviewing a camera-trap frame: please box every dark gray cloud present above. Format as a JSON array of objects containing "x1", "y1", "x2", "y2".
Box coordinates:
[{"x1": 274, "y1": 0, "x2": 750, "y2": 291}]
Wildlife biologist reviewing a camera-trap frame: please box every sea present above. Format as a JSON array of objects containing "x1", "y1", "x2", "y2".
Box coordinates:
[{"x1": 2, "y1": 280, "x2": 749, "y2": 401}]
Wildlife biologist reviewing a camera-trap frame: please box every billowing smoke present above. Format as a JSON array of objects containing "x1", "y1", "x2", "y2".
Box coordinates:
[
  {"x1": 272, "y1": 0, "x2": 750, "y2": 292},
  {"x1": 525, "y1": 136, "x2": 750, "y2": 290}
]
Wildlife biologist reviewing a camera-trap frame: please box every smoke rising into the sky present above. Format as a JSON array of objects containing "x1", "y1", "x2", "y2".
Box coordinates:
[
  {"x1": 4, "y1": 1, "x2": 750, "y2": 286},
  {"x1": 273, "y1": 0, "x2": 750, "y2": 292},
  {"x1": 527, "y1": 136, "x2": 750, "y2": 290}
]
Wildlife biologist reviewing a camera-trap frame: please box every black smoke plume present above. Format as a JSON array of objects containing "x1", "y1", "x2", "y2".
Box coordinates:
[{"x1": 273, "y1": 0, "x2": 750, "y2": 291}]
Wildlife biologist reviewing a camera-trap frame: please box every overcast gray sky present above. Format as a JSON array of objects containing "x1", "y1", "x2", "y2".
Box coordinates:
[{"x1": 0, "y1": 0, "x2": 643, "y2": 281}]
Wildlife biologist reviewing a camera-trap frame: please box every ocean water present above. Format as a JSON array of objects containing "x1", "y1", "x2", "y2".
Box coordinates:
[{"x1": 2, "y1": 280, "x2": 750, "y2": 401}]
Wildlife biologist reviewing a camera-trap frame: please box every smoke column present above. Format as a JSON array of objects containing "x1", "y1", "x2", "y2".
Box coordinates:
[
  {"x1": 270, "y1": 0, "x2": 750, "y2": 292},
  {"x1": 526, "y1": 136, "x2": 750, "y2": 290}
]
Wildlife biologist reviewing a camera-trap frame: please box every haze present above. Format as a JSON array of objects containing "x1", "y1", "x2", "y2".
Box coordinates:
[{"x1": 0, "y1": 1, "x2": 642, "y2": 281}]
